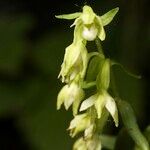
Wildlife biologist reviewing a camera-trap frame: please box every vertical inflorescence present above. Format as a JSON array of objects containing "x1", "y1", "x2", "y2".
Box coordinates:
[{"x1": 56, "y1": 5, "x2": 119, "y2": 150}]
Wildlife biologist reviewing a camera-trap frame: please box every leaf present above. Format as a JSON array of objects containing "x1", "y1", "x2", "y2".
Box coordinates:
[
  {"x1": 111, "y1": 60, "x2": 141, "y2": 79},
  {"x1": 101, "y1": 7, "x2": 119, "y2": 26},
  {"x1": 144, "y1": 126, "x2": 150, "y2": 144},
  {"x1": 100, "y1": 134, "x2": 116, "y2": 150},
  {"x1": 117, "y1": 100, "x2": 149, "y2": 150},
  {"x1": 55, "y1": 12, "x2": 81, "y2": 20}
]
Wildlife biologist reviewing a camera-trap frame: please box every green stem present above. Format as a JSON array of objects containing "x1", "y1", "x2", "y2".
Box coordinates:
[
  {"x1": 96, "y1": 109, "x2": 109, "y2": 134},
  {"x1": 117, "y1": 100, "x2": 149, "y2": 150},
  {"x1": 110, "y1": 69, "x2": 120, "y2": 98},
  {"x1": 95, "y1": 38, "x2": 104, "y2": 56},
  {"x1": 81, "y1": 81, "x2": 96, "y2": 89},
  {"x1": 100, "y1": 134, "x2": 116, "y2": 150}
]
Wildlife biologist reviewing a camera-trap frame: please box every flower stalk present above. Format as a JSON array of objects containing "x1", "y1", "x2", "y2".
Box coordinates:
[{"x1": 55, "y1": 4, "x2": 148, "y2": 150}]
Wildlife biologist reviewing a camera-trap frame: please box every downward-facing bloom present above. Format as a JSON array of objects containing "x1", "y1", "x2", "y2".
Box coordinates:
[
  {"x1": 58, "y1": 41, "x2": 88, "y2": 83},
  {"x1": 56, "y1": 5, "x2": 119, "y2": 41},
  {"x1": 57, "y1": 82, "x2": 84, "y2": 116},
  {"x1": 70, "y1": 5, "x2": 105, "y2": 41},
  {"x1": 68, "y1": 113, "x2": 92, "y2": 137},
  {"x1": 73, "y1": 135, "x2": 101, "y2": 150},
  {"x1": 80, "y1": 90, "x2": 118, "y2": 127},
  {"x1": 73, "y1": 137, "x2": 87, "y2": 150}
]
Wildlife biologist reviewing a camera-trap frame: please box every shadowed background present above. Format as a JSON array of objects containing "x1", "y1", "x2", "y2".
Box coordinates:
[{"x1": 0, "y1": 0, "x2": 149, "y2": 149}]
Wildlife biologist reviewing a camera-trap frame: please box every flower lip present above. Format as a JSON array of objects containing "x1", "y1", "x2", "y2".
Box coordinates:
[{"x1": 82, "y1": 25, "x2": 98, "y2": 41}]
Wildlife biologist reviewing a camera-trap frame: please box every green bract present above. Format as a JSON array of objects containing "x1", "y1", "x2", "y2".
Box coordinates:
[{"x1": 96, "y1": 58, "x2": 110, "y2": 90}]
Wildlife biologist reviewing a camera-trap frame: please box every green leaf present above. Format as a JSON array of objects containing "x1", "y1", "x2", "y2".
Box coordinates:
[
  {"x1": 55, "y1": 12, "x2": 81, "y2": 20},
  {"x1": 144, "y1": 126, "x2": 150, "y2": 144},
  {"x1": 117, "y1": 100, "x2": 149, "y2": 150},
  {"x1": 101, "y1": 7, "x2": 119, "y2": 26},
  {"x1": 111, "y1": 60, "x2": 141, "y2": 79},
  {"x1": 100, "y1": 134, "x2": 116, "y2": 150}
]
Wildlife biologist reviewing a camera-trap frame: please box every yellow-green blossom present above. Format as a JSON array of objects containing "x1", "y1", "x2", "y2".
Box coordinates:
[
  {"x1": 73, "y1": 135, "x2": 101, "y2": 150},
  {"x1": 58, "y1": 41, "x2": 88, "y2": 83},
  {"x1": 57, "y1": 82, "x2": 84, "y2": 116},
  {"x1": 80, "y1": 91, "x2": 118, "y2": 127},
  {"x1": 73, "y1": 137, "x2": 87, "y2": 150},
  {"x1": 56, "y1": 5, "x2": 119, "y2": 41},
  {"x1": 68, "y1": 113, "x2": 92, "y2": 137}
]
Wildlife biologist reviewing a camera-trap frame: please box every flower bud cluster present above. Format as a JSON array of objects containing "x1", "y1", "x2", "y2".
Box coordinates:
[{"x1": 56, "y1": 5, "x2": 119, "y2": 150}]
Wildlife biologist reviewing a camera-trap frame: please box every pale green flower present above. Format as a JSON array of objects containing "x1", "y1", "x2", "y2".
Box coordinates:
[
  {"x1": 71, "y1": 5, "x2": 105, "y2": 41},
  {"x1": 80, "y1": 91, "x2": 118, "y2": 127},
  {"x1": 84, "y1": 124, "x2": 95, "y2": 138},
  {"x1": 57, "y1": 82, "x2": 84, "y2": 116},
  {"x1": 58, "y1": 41, "x2": 88, "y2": 83},
  {"x1": 73, "y1": 137, "x2": 87, "y2": 150},
  {"x1": 56, "y1": 5, "x2": 119, "y2": 41},
  {"x1": 73, "y1": 135, "x2": 102, "y2": 150},
  {"x1": 86, "y1": 135, "x2": 102, "y2": 150},
  {"x1": 68, "y1": 113, "x2": 91, "y2": 137}
]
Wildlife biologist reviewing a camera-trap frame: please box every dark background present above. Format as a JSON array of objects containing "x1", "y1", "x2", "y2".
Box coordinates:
[{"x1": 0, "y1": 0, "x2": 149, "y2": 149}]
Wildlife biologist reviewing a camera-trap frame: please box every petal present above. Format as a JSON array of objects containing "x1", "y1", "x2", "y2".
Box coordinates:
[
  {"x1": 94, "y1": 94, "x2": 106, "y2": 118},
  {"x1": 55, "y1": 12, "x2": 81, "y2": 20},
  {"x1": 73, "y1": 137, "x2": 87, "y2": 150},
  {"x1": 57, "y1": 85, "x2": 67, "y2": 109},
  {"x1": 82, "y1": 6, "x2": 95, "y2": 25},
  {"x1": 84, "y1": 124, "x2": 94, "y2": 138},
  {"x1": 97, "y1": 17, "x2": 106, "y2": 41},
  {"x1": 80, "y1": 94, "x2": 96, "y2": 111},
  {"x1": 98, "y1": 25, "x2": 106, "y2": 41},
  {"x1": 69, "y1": 114, "x2": 87, "y2": 129},
  {"x1": 100, "y1": 7, "x2": 119, "y2": 26},
  {"x1": 64, "y1": 83, "x2": 79, "y2": 110},
  {"x1": 64, "y1": 97, "x2": 74, "y2": 110},
  {"x1": 72, "y1": 89, "x2": 85, "y2": 116},
  {"x1": 86, "y1": 135, "x2": 102, "y2": 150},
  {"x1": 80, "y1": 47, "x2": 88, "y2": 79},
  {"x1": 105, "y1": 94, "x2": 119, "y2": 127}
]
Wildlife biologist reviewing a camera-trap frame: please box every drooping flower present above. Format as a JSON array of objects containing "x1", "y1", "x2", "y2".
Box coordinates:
[
  {"x1": 56, "y1": 5, "x2": 119, "y2": 41},
  {"x1": 73, "y1": 137, "x2": 87, "y2": 150},
  {"x1": 58, "y1": 41, "x2": 88, "y2": 83},
  {"x1": 80, "y1": 91, "x2": 118, "y2": 127},
  {"x1": 57, "y1": 82, "x2": 84, "y2": 116},
  {"x1": 86, "y1": 134, "x2": 102, "y2": 150},
  {"x1": 73, "y1": 135, "x2": 102, "y2": 150},
  {"x1": 68, "y1": 113, "x2": 92, "y2": 137}
]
